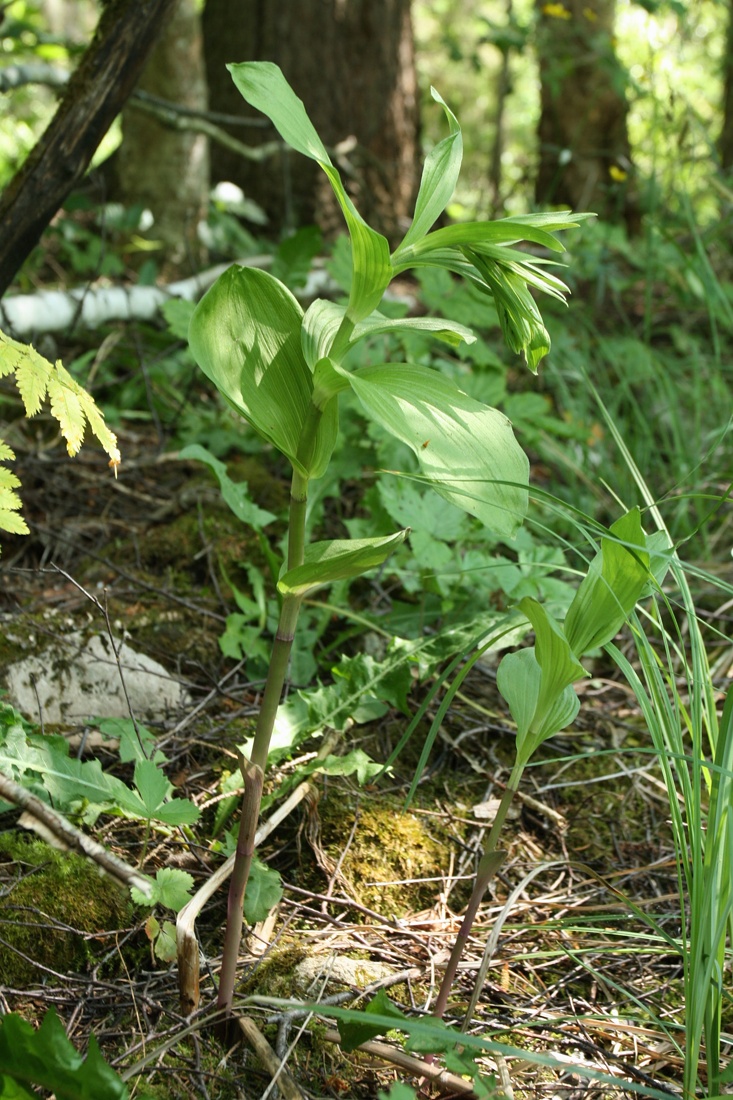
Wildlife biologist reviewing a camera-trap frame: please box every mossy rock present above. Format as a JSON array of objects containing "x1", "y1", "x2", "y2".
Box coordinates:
[
  {"x1": 308, "y1": 792, "x2": 452, "y2": 916},
  {"x1": 0, "y1": 833, "x2": 133, "y2": 988}
]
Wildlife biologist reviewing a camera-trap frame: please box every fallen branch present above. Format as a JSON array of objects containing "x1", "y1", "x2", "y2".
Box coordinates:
[
  {"x1": 0, "y1": 257, "x2": 338, "y2": 338},
  {"x1": 321, "y1": 1029, "x2": 478, "y2": 1097}
]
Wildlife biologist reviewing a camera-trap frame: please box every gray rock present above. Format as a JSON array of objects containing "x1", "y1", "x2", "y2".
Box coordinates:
[{"x1": 5, "y1": 632, "x2": 185, "y2": 724}]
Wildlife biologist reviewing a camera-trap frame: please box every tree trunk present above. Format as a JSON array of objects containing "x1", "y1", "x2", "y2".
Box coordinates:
[
  {"x1": 720, "y1": 0, "x2": 733, "y2": 171},
  {"x1": 202, "y1": 0, "x2": 419, "y2": 245},
  {"x1": 118, "y1": 0, "x2": 209, "y2": 275},
  {"x1": 0, "y1": 0, "x2": 181, "y2": 299},
  {"x1": 534, "y1": 0, "x2": 638, "y2": 230}
]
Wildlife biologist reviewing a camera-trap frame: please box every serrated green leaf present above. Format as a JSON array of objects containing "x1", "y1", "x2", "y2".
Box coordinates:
[
  {"x1": 0, "y1": 1008, "x2": 132, "y2": 1100},
  {"x1": 278, "y1": 531, "x2": 409, "y2": 598},
  {"x1": 47, "y1": 368, "x2": 85, "y2": 455},
  {"x1": 153, "y1": 919, "x2": 178, "y2": 962},
  {"x1": 132, "y1": 759, "x2": 200, "y2": 826},
  {"x1": 179, "y1": 443, "x2": 277, "y2": 528},
  {"x1": 564, "y1": 508, "x2": 651, "y2": 656},
  {"x1": 188, "y1": 266, "x2": 338, "y2": 478},
  {"x1": 244, "y1": 856, "x2": 283, "y2": 924},
  {"x1": 150, "y1": 868, "x2": 194, "y2": 911},
  {"x1": 347, "y1": 362, "x2": 528, "y2": 535},
  {"x1": 227, "y1": 62, "x2": 392, "y2": 322},
  {"x1": 316, "y1": 749, "x2": 382, "y2": 785},
  {"x1": 0, "y1": 440, "x2": 16, "y2": 461},
  {"x1": 95, "y1": 717, "x2": 164, "y2": 765}
]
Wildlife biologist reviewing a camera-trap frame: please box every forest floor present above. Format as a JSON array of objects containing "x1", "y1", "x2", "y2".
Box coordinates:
[{"x1": 0, "y1": 424, "x2": 724, "y2": 1099}]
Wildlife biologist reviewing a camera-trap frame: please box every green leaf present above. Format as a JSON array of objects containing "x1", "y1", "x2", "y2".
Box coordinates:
[
  {"x1": 564, "y1": 508, "x2": 651, "y2": 657},
  {"x1": 497, "y1": 597, "x2": 586, "y2": 767},
  {"x1": 278, "y1": 531, "x2": 409, "y2": 598},
  {"x1": 399, "y1": 88, "x2": 462, "y2": 251},
  {"x1": 0, "y1": 1008, "x2": 137, "y2": 1100},
  {"x1": 347, "y1": 362, "x2": 529, "y2": 535},
  {"x1": 179, "y1": 443, "x2": 277, "y2": 528},
  {"x1": 152, "y1": 920, "x2": 178, "y2": 962},
  {"x1": 161, "y1": 298, "x2": 196, "y2": 340},
  {"x1": 150, "y1": 868, "x2": 195, "y2": 911},
  {"x1": 94, "y1": 717, "x2": 163, "y2": 765},
  {"x1": 131, "y1": 760, "x2": 200, "y2": 826},
  {"x1": 302, "y1": 299, "x2": 475, "y2": 370},
  {"x1": 339, "y1": 990, "x2": 408, "y2": 1052},
  {"x1": 316, "y1": 749, "x2": 382, "y2": 785},
  {"x1": 227, "y1": 62, "x2": 392, "y2": 322},
  {"x1": 244, "y1": 856, "x2": 283, "y2": 924},
  {"x1": 188, "y1": 265, "x2": 337, "y2": 477}
]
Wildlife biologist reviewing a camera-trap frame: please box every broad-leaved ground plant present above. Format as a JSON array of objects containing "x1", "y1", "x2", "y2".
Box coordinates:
[{"x1": 185, "y1": 61, "x2": 590, "y2": 1015}]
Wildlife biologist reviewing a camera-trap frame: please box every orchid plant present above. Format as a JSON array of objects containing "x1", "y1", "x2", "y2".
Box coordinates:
[{"x1": 186, "y1": 61, "x2": 590, "y2": 1015}]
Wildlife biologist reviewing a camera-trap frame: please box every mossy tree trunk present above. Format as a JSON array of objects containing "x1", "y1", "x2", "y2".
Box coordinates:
[
  {"x1": 202, "y1": 0, "x2": 420, "y2": 245},
  {"x1": 117, "y1": 0, "x2": 210, "y2": 275},
  {"x1": 535, "y1": 0, "x2": 638, "y2": 230}
]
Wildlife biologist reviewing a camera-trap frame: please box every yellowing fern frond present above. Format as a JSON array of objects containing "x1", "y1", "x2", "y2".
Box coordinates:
[
  {"x1": 0, "y1": 328, "x2": 121, "y2": 469},
  {"x1": 0, "y1": 447, "x2": 30, "y2": 538},
  {"x1": 0, "y1": 328, "x2": 122, "y2": 548}
]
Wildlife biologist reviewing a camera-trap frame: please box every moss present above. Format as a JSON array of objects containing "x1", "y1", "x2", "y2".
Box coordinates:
[
  {"x1": 0, "y1": 833, "x2": 133, "y2": 988},
  {"x1": 310, "y1": 792, "x2": 452, "y2": 916}
]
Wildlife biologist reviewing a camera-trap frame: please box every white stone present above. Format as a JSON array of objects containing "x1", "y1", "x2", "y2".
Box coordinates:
[
  {"x1": 5, "y1": 632, "x2": 185, "y2": 724},
  {"x1": 294, "y1": 955, "x2": 395, "y2": 994}
]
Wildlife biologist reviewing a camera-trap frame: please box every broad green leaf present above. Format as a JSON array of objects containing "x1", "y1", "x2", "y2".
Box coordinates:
[
  {"x1": 347, "y1": 363, "x2": 528, "y2": 535},
  {"x1": 399, "y1": 87, "x2": 462, "y2": 251},
  {"x1": 179, "y1": 443, "x2": 277, "y2": 528},
  {"x1": 497, "y1": 647, "x2": 580, "y2": 768},
  {"x1": 244, "y1": 856, "x2": 283, "y2": 924},
  {"x1": 497, "y1": 597, "x2": 586, "y2": 766},
  {"x1": 339, "y1": 990, "x2": 408, "y2": 1053},
  {"x1": 302, "y1": 299, "x2": 475, "y2": 371},
  {"x1": 564, "y1": 508, "x2": 650, "y2": 656},
  {"x1": 188, "y1": 265, "x2": 338, "y2": 478},
  {"x1": 520, "y1": 597, "x2": 587, "y2": 713},
  {"x1": 278, "y1": 530, "x2": 409, "y2": 597},
  {"x1": 0, "y1": 1008, "x2": 137, "y2": 1100},
  {"x1": 316, "y1": 749, "x2": 382, "y2": 785},
  {"x1": 228, "y1": 62, "x2": 392, "y2": 322},
  {"x1": 351, "y1": 311, "x2": 475, "y2": 349}
]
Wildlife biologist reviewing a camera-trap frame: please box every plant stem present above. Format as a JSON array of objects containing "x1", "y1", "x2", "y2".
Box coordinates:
[
  {"x1": 218, "y1": 757, "x2": 264, "y2": 1015},
  {"x1": 217, "y1": 398, "x2": 323, "y2": 1017},
  {"x1": 431, "y1": 783, "x2": 518, "y2": 1020}
]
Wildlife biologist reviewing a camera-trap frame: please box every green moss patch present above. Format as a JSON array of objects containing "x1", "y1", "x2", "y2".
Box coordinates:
[{"x1": 0, "y1": 833, "x2": 133, "y2": 988}]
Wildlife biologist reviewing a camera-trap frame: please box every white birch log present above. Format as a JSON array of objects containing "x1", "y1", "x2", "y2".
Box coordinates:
[{"x1": 0, "y1": 259, "x2": 339, "y2": 338}]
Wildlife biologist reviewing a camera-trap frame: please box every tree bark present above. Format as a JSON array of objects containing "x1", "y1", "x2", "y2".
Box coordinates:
[
  {"x1": 534, "y1": 0, "x2": 639, "y2": 230},
  {"x1": 0, "y1": 0, "x2": 181, "y2": 298},
  {"x1": 202, "y1": 0, "x2": 419, "y2": 246},
  {"x1": 118, "y1": 0, "x2": 210, "y2": 275}
]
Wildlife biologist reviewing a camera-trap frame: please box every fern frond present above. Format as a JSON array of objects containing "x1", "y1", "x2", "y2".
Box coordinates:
[
  {"x1": 0, "y1": 446, "x2": 29, "y2": 539},
  {"x1": 0, "y1": 328, "x2": 121, "y2": 469}
]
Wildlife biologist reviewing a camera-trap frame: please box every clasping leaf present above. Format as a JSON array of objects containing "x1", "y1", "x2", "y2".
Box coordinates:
[{"x1": 278, "y1": 531, "x2": 409, "y2": 598}]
